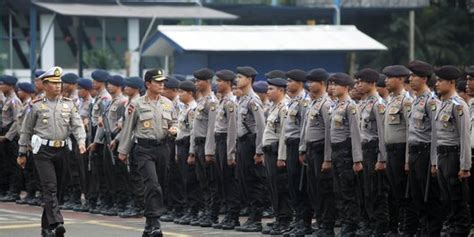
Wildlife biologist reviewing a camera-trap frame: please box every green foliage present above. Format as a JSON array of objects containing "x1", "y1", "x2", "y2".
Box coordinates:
[{"x1": 84, "y1": 48, "x2": 121, "y2": 70}]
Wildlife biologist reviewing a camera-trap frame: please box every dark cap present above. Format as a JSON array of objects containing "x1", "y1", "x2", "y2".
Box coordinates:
[
  {"x1": 0, "y1": 75, "x2": 18, "y2": 85},
  {"x1": 464, "y1": 66, "x2": 474, "y2": 77},
  {"x1": 91, "y1": 69, "x2": 110, "y2": 82},
  {"x1": 193, "y1": 68, "x2": 215, "y2": 80},
  {"x1": 179, "y1": 80, "x2": 196, "y2": 93},
  {"x1": 61, "y1": 73, "x2": 79, "y2": 84},
  {"x1": 17, "y1": 82, "x2": 35, "y2": 94},
  {"x1": 253, "y1": 81, "x2": 268, "y2": 93},
  {"x1": 407, "y1": 60, "x2": 433, "y2": 77},
  {"x1": 356, "y1": 68, "x2": 379, "y2": 83},
  {"x1": 77, "y1": 78, "x2": 93, "y2": 90},
  {"x1": 457, "y1": 80, "x2": 467, "y2": 92},
  {"x1": 377, "y1": 74, "x2": 387, "y2": 87},
  {"x1": 382, "y1": 65, "x2": 411, "y2": 77},
  {"x1": 286, "y1": 69, "x2": 307, "y2": 82},
  {"x1": 164, "y1": 77, "x2": 180, "y2": 89},
  {"x1": 329, "y1": 73, "x2": 353, "y2": 86},
  {"x1": 124, "y1": 77, "x2": 144, "y2": 89},
  {"x1": 107, "y1": 75, "x2": 124, "y2": 87},
  {"x1": 144, "y1": 69, "x2": 166, "y2": 82},
  {"x1": 435, "y1": 65, "x2": 461, "y2": 81},
  {"x1": 265, "y1": 70, "x2": 286, "y2": 79},
  {"x1": 306, "y1": 68, "x2": 329, "y2": 82},
  {"x1": 267, "y1": 78, "x2": 287, "y2": 88},
  {"x1": 236, "y1": 66, "x2": 258, "y2": 78},
  {"x1": 35, "y1": 70, "x2": 46, "y2": 79},
  {"x1": 173, "y1": 74, "x2": 186, "y2": 82},
  {"x1": 216, "y1": 70, "x2": 236, "y2": 81}
]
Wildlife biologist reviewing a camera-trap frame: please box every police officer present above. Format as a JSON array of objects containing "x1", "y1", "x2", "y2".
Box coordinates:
[
  {"x1": 233, "y1": 66, "x2": 266, "y2": 232},
  {"x1": 17, "y1": 66, "x2": 86, "y2": 237},
  {"x1": 377, "y1": 74, "x2": 389, "y2": 101},
  {"x1": 34, "y1": 70, "x2": 46, "y2": 99},
  {"x1": 381, "y1": 65, "x2": 416, "y2": 235},
  {"x1": 253, "y1": 81, "x2": 271, "y2": 118},
  {"x1": 434, "y1": 66, "x2": 471, "y2": 236},
  {"x1": 174, "y1": 80, "x2": 202, "y2": 225},
  {"x1": 261, "y1": 77, "x2": 291, "y2": 235},
  {"x1": 329, "y1": 73, "x2": 363, "y2": 236},
  {"x1": 284, "y1": 69, "x2": 312, "y2": 236},
  {"x1": 299, "y1": 68, "x2": 336, "y2": 237},
  {"x1": 356, "y1": 68, "x2": 389, "y2": 236},
  {"x1": 465, "y1": 66, "x2": 474, "y2": 224},
  {"x1": 160, "y1": 77, "x2": 186, "y2": 222},
  {"x1": 0, "y1": 75, "x2": 21, "y2": 202},
  {"x1": 117, "y1": 76, "x2": 145, "y2": 218},
  {"x1": 211, "y1": 70, "x2": 241, "y2": 230},
  {"x1": 118, "y1": 69, "x2": 177, "y2": 237},
  {"x1": 87, "y1": 69, "x2": 112, "y2": 213},
  {"x1": 406, "y1": 60, "x2": 443, "y2": 236}
]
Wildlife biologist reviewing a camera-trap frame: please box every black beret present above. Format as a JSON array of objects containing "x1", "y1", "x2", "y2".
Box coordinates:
[
  {"x1": 77, "y1": 78, "x2": 93, "y2": 90},
  {"x1": 407, "y1": 60, "x2": 433, "y2": 77},
  {"x1": 236, "y1": 66, "x2": 258, "y2": 78},
  {"x1": 0, "y1": 75, "x2": 18, "y2": 85},
  {"x1": 164, "y1": 77, "x2": 180, "y2": 89},
  {"x1": 265, "y1": 70, "x2": 286, "y2": 79},
  {"x1": 382, "y1": 65, "x2": 411, "y2": 77},
  {"x1": 179, "y1": 80, "x2": 196, "y2": 93},
  {"x1": 173, "y1": 74, "x2": 186, "y2": 81},
  {"x1": 107, "y1": 75, "x2": 124, "y2": 86},
  {"x1": 267, "y1": 78, "x2": 287, "y2": 88},
  {"x1": 61, "y1": 73, "x2": 79, "y2": 84},
  {"x1": 457, "y1": 80, "x2": 467, "y2": 92},
  {"x1": 356, "y1": 68, "x2": 379, "y2": 83},
  {"x1": 124, "y1": 77, "x2": 144, "y2": 89},
  {"x1": 17, "y1": 82, "x2": 35, "y2": 94},
  {"x1": 193, "y1": 68, "x2": 215, "y2": 80},
  {"x1": 306, "y1": 68, "x2": 329, "y2": 82},
  {"x1": 435, "y1": 65, "x2": 461, "y2": 80},
  {"x1": 465, "y1": 66, "x2": 474, "y2": 77},
  {"x1": 329, "y1": 73, "x2": 353, "y2": 86},
  {"x1": 253, "y1": 81, "x2": 268, "y2": 93},
  {"x1": 286, "y1": 69, "x2": 307, "y2": 82},
  {"x1": 216, "y1": 70, "x2": 236, "y2": 81},
  {"x1": 91, "y1": 69, "x2": 110, "y2": 82},
  {"x1": 35, "y1": 70, "x2": 46, "y2": 79},
  {"x1": 377, "y1": 74, "x2": 387, "y2": 87},
  {"x1": 144, "y1": 69, "x2": 166, "y2": 82}
]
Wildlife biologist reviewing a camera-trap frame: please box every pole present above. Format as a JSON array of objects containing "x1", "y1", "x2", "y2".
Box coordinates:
[
  {"x1": 102, "y1": 18, "x2": 106, "y2": 50},
  {"x1": 29, "y1": 4, "x2": 37, "y2": 82},
  {"x1": 9, "y1": 11, "x2": 13, "y2": 71},
  {"x1": 333, "y1": 0, "x2": 341, "y2": 25},
  {"x1": 409, "y1": 10, "x2": 415, "y2": 61},
  {"x1": 77, "y1": 17, "x2": 84, "y2": 77}
]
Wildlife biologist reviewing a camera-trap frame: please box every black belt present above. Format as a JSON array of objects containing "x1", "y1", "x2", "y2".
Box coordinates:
[
  {"x1": 285, "y1": 137, "x2": 300, "y2": 145},
  {"x1": 362, "y1": 140, "x2": 378, "y2": 150},
  {"x1": 308, "y1": 140, "x2": 325, "y2": 147},
  {"x1": 136, "y1": 138, "x2": 166, "y2": 147},
  {"x1": 409, "y1": 142, "x2": 430, "y2": 153},
  {"x1": 331, "y1": 139, "x2": 351, "y2": 150},
  {"x1": 195, "y1": 137, "x2": 206, "y2": 144},
  {"x1": 176, "y1": 136, "x2": 190, "y2": 146},
  {"x1": 238, "y1": 133, "x2": 255, "y2": 142},
  {"x1": 262, "y1": 142, "x2": 278, "y2": 153},
  {"x1": 386, "y1": 143, "x2": 405, "y2": 151},
  {"x1": 215, "y1": 133, "x2": 227, "y2": 140},
  {"x1": 437, "y1": 145, "x2": 460, "y2": 154}
]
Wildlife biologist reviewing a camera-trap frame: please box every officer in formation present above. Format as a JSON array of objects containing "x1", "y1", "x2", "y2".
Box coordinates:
[{"x1": 3, "y1": 62, "x2": 474, "y2": 237}]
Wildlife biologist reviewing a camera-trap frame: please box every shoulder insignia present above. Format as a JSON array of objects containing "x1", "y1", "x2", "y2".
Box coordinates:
[
  {"x1": 429, "y1": 100, "x2": 437, "y2": 111},
  {"x1": 299, "y1": 100, "x2": 309, "y2": 107},
  {"x1": 348, "y1": 104, "x2": 357, "y2": 115},
  {"x1": 456, "y1": 104, "x2": 464, "y2": 116},
  {"x1": 32, "y1": 98, "x2": 42, "y2": 103},
  {"x1": 209, "y1": 102, "x2": 217, "y2": 111},
  {"x1": 128, "y1": 104, "x2": 135, "y2": 115},
  {"x1": 250, "y1": 101, "x2": 259, "y2": 111},
  {"x1": 226, "y1": 102, "x2": 235, "y2": 112},
  {"x1": 378, "y1": 103, "x2": 386, "y2": 114},
  {"x1": 62, "y1": 97, "x2": 72, "y2": 101}
]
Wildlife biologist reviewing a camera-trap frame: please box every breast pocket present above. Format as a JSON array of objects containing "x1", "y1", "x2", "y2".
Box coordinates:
[
  {"x1": 439, "y1": 112, "x2": 454, "y2": 132},
  {"x1": 195, "y1": 105, "x2": 206, "y2": 120},
  {"x1": 60, "y1": 110, "x2": 72, "y2": 125},
  {"x1": 309, "y1": 111, "x2": 320, "y2": 127},
  {"x1": 388, "y1": 106, "x2": 401, "y2": 125},
  {"x1": 332, "y1": 114, "x2": 344, "y2": 129},
  {"x1": 412, "y1": 110, "x2": 425, "y2": 129},
  {"x1": 139, "y1": 112, "x2": 154, "y2": 129}
]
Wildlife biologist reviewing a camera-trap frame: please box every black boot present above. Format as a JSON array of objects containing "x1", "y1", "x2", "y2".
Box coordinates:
[
  {"x1": 146, "y1": 218, "x2": 162, "y2": 237},
  {"x1": 51, "y1": 224, "x2": 66, "y2": 237}
]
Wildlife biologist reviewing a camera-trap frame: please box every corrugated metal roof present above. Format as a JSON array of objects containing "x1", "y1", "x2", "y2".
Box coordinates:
[
  {"x1": 142, "y1": 25, "x2": 387, "y2": 56},
  {"x1": 33, "y1": 2, "x2": 238, "y2": 20}
]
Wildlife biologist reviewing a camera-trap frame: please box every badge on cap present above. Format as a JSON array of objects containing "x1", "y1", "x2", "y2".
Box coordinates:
[{"x1": 54, "y1": 68, "x2": 61, "y2": 77}]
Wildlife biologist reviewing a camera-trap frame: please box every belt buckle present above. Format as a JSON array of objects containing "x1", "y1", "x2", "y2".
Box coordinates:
[{"x1": 53, "y1": 140, "x2": 61, "y2": 148}]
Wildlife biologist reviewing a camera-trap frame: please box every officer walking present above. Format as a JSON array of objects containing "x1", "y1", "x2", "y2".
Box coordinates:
[
  {"x1": 17, "y1": 66, "x2": 86, "y2": 237},
  {"x1": 434, "y1": 66, "x2": 471, "y2": 236},
  {"x1": 406, "y1": 60, "x2": 443, "y2": 236},
  {"x1": 118, "y1": 69, "x2": 177, "y2": 237},
  {"x1": 381, "y1": 65, "x2": 417, "y2": 235},
  {"x1": 328, "y1": 73, "x2": 363, "y2": 236},
  {"x1": 299, "y1": 68, "x2": 336, "y2": 237}
]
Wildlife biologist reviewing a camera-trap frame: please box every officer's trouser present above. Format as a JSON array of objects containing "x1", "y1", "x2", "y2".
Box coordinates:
[
  {"x1": 176, "y1": 137, "x2": 201, "y2": 214},
  {"x1": 263, "y1": 142, "x2": 291, "y2": 224},
  {"x1": 306, "y1": 141, "x2": 336, "y2": 230},
  {"x1": 437, "y1": 146, "x2": 471, "y2": 236},
  {"x1": 2, "y1": 137, "x2": 20, "y2": 195},
  {"x1": 111, "y1": 143, "x2": 130, "y2": 208},
  {"x1": 64, "y1": 136, "x2": 81, "y2": 204},
  {"x1": 331, "y1": 139, "x2": 360, "y2": 231},
  {"x1": 129, "y1": 143, "x2": 145, "y2": 209},
  {"x1": 25, "y1": 151, "x2": 40, "y2": 196},
  {"x1": 164, "y1": 138, "x2": 185, "y2": 213},
  {"x1": 407, "y1": 143, "x2": 443, "y2": 235},
  {"x1": 34, "y1": 145, "x2": 69, "y2": 228},
  {"x1": 194, "y1": 137, "x2": 220, "y2": 219},
  {"x1": 134, "y1": 138, "x2": 168, "y2": 218},
  {"x1": 386, "y1": 143, "x2": 417, "y2": 233},
  {"x1": 469, "y1": 148, "x2": 474, "y2": 226},
  {"x1": 237, "y1": 133, "x2": 265, "y2": 221},
  {"x1": 286, "y1": 138, "x2": 313, "y2": 224},
  {"x1": 215, "y1": 133, "x2": 241, "y2": 219},
  {"x1": 362, "y1": 140, "x2": 389, "y2": 234}
]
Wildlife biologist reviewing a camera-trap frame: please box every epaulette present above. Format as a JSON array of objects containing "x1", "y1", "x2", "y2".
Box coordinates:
[
  {"x1": 62, "y1": 97, "x2": 72, "y2": 101},
  {"x1": 32, "y1": 98, "x2": 43, "y2": 104}
]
